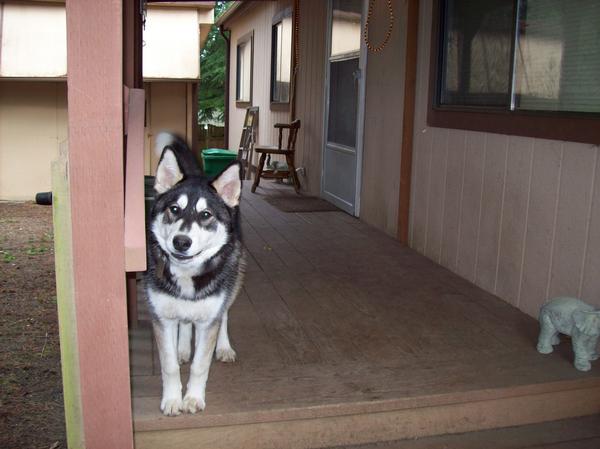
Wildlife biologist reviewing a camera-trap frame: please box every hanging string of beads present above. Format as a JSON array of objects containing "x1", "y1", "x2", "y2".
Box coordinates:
[
  {"x1": 363, "y1": 0, "x2": 395, "y2": 53},
  {"x1": 294, "y1": 0, "x2": 300, "y2": 70}
]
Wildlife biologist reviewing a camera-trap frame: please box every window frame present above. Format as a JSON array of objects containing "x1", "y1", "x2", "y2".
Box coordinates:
[
  {"x1": 270, "y1": 7, "x2": 293, "y2": 106},
  {"x1": 427, "y1": 0, "x2": 600, "y2": 144},
  {"x1": 235, "y1": 30, "x2": 254, "y2": 107}
]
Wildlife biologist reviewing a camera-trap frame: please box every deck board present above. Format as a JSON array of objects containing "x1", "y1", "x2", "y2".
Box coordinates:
[{"x1": 131, "y1": 181, "x2": 600, "y2": 443}]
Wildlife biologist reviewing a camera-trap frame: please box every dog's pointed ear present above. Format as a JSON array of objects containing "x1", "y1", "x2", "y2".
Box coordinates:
[
  {"x1": 212, "y1": 162, "x2": 241, "y2": 207},
  {"x1": 154, "y1": 147, "x2": 184, "y2": 194}
]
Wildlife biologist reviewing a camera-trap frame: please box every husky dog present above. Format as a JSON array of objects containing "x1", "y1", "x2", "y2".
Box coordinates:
[{"x1": 146, "y1": 133, "x2": 244, "y2": 416}]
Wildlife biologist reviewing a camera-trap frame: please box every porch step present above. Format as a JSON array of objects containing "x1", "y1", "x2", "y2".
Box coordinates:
[
  {"x1": 132, "y1": 356, "x2": 600, "y2": 449},
  {"x1": 323, "y1": 415, "x2": 600, "y2": 449}
]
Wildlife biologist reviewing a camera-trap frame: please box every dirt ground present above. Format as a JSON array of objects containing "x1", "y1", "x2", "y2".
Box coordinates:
[{"x1": 0, "y1": 202, "x2": 65, "y2": 449}]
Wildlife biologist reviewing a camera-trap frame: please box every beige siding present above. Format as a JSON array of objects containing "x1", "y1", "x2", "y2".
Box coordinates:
[
  {"x1": 145, "y1": 82, "x2": 196, "y2": 175},
  {"x1": 226, "y1": 0, "x2": 409, "y2": 230},
  {"x1": 227, "y1": 2, "x2": 292, "y2": 165},
  {"x1": 360, "y1": 0, "x2": 407, "y2": 236},
  {"x1": 0, "y1": 81, "x2": 68, "y2": 200},
  {"x1": 294, "y1": 0, "x2": 327, "y2": 194},
  {"x1": 409, "y1": 0, "x2": 600, "y2": 315}
]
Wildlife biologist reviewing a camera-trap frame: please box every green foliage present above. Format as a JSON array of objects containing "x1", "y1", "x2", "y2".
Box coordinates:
[
  {"x1": 198, "y1": 2, "x2": 231, "y2": 124},
  {"x1": 1, "y1": 250, "x2": 16, "y2": 263}
]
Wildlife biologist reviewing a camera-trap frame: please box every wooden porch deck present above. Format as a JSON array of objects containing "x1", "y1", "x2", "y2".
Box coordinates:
[{"x1": 130, "y1": 182, "x2": 600, "y2": 449}]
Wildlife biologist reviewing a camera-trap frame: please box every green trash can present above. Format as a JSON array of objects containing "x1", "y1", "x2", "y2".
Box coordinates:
[{"x1": 201, "y1": 148, "x2": 238, "y2": 178}]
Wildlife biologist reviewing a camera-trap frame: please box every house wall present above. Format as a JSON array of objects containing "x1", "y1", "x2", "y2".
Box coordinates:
[
  {"x1": 225, "y1": 0, "x2": 408, "y2": 229},
  {"x1": 227, "y1": 2, "x2": 292, "y2": 164},
  {"x1": 409, "y1": 0, "x2": 600, "y2": 315},
  {"x1": 145, "y1": 82, "x2": 197, "y2": 175},
  {"x1": 294, "y1": 0, "x2": 327, "y2": 194},
  {"x1": 0, "y1": 81, "x2": 68, "y2": 200},
  {"x1": 360, "y1": 0, "x2": 407, "y2": 235},
  {"x1": 143, "y1": 8, "x2": 202, "y2": 80},
  {"x1": 0, "y1": 80, "x2": 194, "y2": 201},
  {"x1": 0, "y1": 3, "x2": 67, "y2": 78}
]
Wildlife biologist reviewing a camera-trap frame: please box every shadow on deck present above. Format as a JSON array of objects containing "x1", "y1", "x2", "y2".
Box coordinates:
[{"x1": 130, "y1": 181, "x2": 600, "y2": 449}]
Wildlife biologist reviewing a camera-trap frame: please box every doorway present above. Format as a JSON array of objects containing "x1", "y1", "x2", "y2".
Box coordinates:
[{"x1": 321, "y1": 0, "x2": 367, "y2": 216}]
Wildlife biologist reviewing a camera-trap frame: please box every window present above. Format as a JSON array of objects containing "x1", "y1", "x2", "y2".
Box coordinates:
[
  {"x1": 236, "y1": 32, "x2": 253, "y2": 104},
  {"x1": 271, "y1": 11, "x2": 293, "y2": 103},
  {"x1": 430, "y1": 0, "x2": 600, "y2": 143}
]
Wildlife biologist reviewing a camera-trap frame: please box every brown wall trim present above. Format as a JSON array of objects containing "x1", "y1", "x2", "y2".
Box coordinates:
[
  {"x1": 398, "y1": 0, "x2": 420, "y2": 245},
  {"x1": 428, "y1": 0, "x2": 600, "y2": 145}
]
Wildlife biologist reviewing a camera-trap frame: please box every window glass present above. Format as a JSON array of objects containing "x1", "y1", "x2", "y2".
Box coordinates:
[
  {"x1": 330, "y1": 0, "x2": 362, "y2": 59},
  {"x1": 271, "y1": 17, "x2": 292, "y2": 103},
  {"x1": 236, "y1": 38, "x2": 252, "y2": 102},
  {"x1": 514, "y1": 0, "x2": 600, "y2": 113},
  {"x1": 440, "y1": 0, "x2": 515, "y2": 107}
]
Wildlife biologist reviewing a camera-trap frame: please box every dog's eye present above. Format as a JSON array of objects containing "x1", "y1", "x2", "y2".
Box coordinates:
[
  {"x1": 199, "y1": 210, "x2": 212, "y2": 220},
  {"x1": 169, "y1": 205, "x2": 181, "y2": 215}
]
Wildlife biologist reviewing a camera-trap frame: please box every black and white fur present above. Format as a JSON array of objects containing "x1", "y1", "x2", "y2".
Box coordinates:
[{"x1": 146, "y1": 133, "x2": 244, "y2": 416}]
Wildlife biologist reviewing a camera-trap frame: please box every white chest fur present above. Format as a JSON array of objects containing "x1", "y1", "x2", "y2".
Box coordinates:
[{"x1": 148, "y1": 287, "x2": 224, "y2": 323}]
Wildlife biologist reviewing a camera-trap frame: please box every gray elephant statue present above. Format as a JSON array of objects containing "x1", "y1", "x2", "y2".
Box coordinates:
[{"x1": 537, "y1": 297, "x2": 600, "y2": 371}]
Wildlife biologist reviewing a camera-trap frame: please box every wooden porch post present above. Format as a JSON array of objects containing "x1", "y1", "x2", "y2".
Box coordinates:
[{"x1": 60, "y1": 1, "x2": 134, "y2": 447}]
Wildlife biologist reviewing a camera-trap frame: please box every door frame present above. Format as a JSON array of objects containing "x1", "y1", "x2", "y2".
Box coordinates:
[{"x1": 320, "y1": 0, "x2": 368, "y2": 217}]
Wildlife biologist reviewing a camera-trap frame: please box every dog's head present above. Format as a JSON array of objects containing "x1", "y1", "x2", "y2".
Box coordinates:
[{"x1": 150, "y1": 135, "x2": 241, "y2": 270}]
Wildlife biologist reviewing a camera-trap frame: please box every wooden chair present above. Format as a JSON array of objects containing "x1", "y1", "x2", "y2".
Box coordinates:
[
  {"x1": 237, "y1": 107, "x2": 259, "y2": 180},
  {"x1": 251, "y1": 120, "x2": 301, "y2": 194}
]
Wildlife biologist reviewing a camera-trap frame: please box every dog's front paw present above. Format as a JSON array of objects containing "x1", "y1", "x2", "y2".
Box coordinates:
[
  {"x1": 216, "y1": 347, "x2": 237, "y2": 363},
  {"x1": 161, "y1": 396, "x2": 183, "y2": 416},
  {"x1": 182, "y1": 395, "x2": 206, "y2": 414}
]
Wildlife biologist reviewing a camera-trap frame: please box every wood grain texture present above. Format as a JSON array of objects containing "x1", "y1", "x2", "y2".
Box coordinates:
[
  {"x1": 66, "y1": 0, "x2": 133, "y2": 447},
  {"x1": 132, "y1": 181, "x2": 600, "y2": 449},
  {"x1": 409, "y1": 0, "x2": 600, "y2": 317},
  {"x1": 319, "y1": 415, "x2": 600, "y2": 449}
]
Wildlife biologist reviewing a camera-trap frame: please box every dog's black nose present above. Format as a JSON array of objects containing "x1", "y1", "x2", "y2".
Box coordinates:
[{"x1": 173, "y1": 235, "x2": 192, "y2": 252}]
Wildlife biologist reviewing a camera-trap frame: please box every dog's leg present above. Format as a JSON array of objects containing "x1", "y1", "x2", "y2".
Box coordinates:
[
  {"x1": 182, "y1": 322, "x2": 219, "y2": 413},
  {"x1": 216, "y1": 310, "x2": 237, "y2": 363},
  {"x1": 153, "y1": 319, "x2": 183, "y2": 416},
  {"x1": 178, "y1": 322, "x2": 193, "y2": 364}
]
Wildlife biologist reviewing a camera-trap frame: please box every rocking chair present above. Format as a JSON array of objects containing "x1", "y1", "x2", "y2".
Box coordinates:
[{"x1": 251, "y1": 120, "x2": 301, "y2": 194}]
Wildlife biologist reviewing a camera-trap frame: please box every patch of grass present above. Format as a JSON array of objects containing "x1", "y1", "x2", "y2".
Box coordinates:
[
  {"x1": 26, "y1": 246, "x2": 49, "y2": 256},
  {"x1": 1, "y1": 250, "x2": 16, "y2": 263}
]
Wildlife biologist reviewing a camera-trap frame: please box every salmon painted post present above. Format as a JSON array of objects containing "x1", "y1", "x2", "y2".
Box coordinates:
[{"x1": 55, "y1": 0, "x2": 134, "y2": 447}]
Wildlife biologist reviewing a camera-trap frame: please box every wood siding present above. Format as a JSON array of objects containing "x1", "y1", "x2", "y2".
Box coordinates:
[
  {"x1": 226, "y1": 0, "x2": 327, "y2": 195},
  {"x1": 225, "y1": 0, "x2": 408, "y2": 235},
  {"x1": 409, "y1": 0, "x2": 600, "y2": 316},
  {"x1": 361, "y1": 0, "x2": 407, "y2": 235},
  {"x1": 294, "y1": 0, "x2": 327, "y2": 195},
  {"x1": 227, "y1": 2, "x2": 292, "y2": 164}
]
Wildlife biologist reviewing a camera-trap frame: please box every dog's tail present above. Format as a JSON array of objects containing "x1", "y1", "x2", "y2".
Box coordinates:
[{"x1": 155, "y1": 132, "x2": 202, "y2": 176}]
